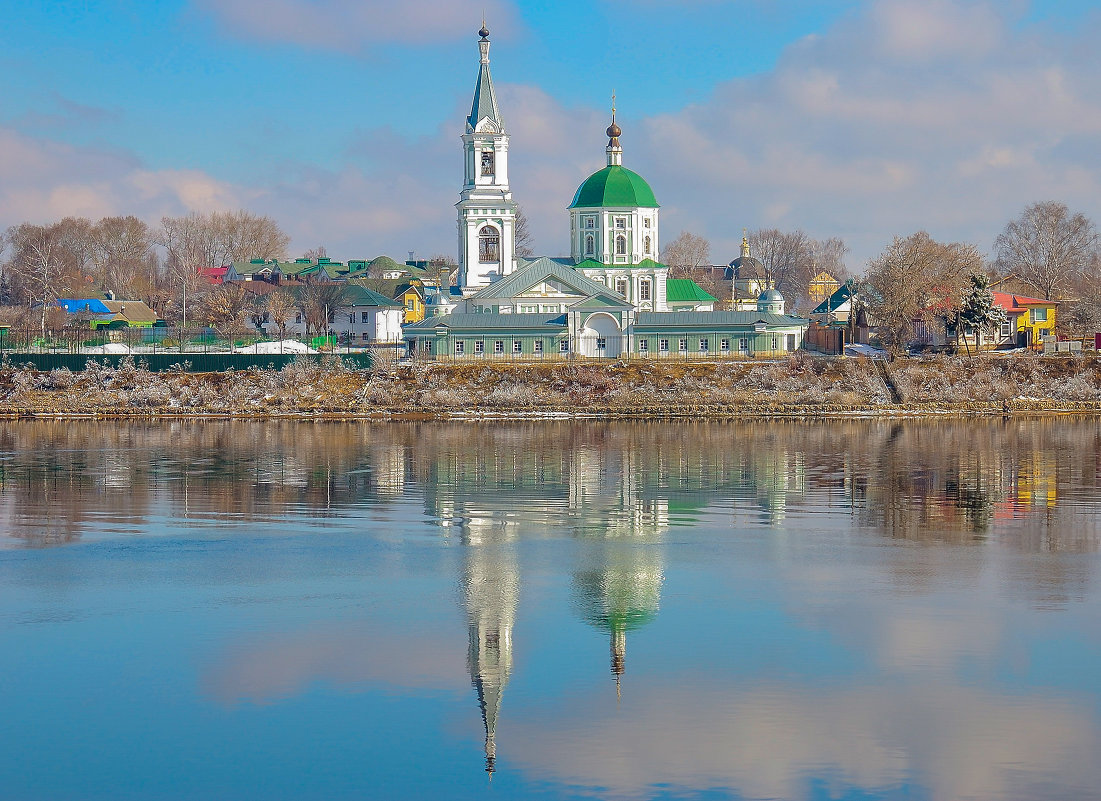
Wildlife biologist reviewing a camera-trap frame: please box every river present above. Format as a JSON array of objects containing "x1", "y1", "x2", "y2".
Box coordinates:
[{"x1": 0, "y1": 420, "x2": 1099, "y2": 800}]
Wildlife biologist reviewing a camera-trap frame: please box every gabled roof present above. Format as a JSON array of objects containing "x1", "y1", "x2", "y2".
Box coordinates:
[
  {"x1": 569, "y1": 292, "x2": 633, "y2": 310},
  {"x1": 469, "y1": 257, "x2": 613, "y2": 300},
  {"x1": 103, "y1": 300, "x2": 158, "y2": 324},
  {"x1": 405, "y1": 313, "x2": 567, "y2": 332},
  {"x1": 992, "y1": 291, "x2": 1056, "y2": 310},
  {"x1": 354, "y1": 278, "x2": 423, "y2": 301},
  {"x1": 232, "y1": 261, "x2": 281, "y2": 276},
  {"x1": 812, "y1": 279, "x2": 857, "y2": 315},
  {"x1": 665, "y1": 279, "x2": 718, "y2": 303},
  {"x1": 279, "y1": 284, "x2": 401, "y2": 308}
]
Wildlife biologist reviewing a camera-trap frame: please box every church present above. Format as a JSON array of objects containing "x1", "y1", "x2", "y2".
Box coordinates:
[{"x1": 404, "y1": 24, "x2": 808, "y2": 359}]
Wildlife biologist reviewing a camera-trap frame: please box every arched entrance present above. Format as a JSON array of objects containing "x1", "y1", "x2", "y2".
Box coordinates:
[{"x1": 580, "y1": 312, "x2": 623, "y2": 358}]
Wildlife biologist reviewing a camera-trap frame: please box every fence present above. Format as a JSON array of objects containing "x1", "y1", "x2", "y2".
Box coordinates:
[{"x1": 0, "y1": 327, "x2": 379, "y2": 371}]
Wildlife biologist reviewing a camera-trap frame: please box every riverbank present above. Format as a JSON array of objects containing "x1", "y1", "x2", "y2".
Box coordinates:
[{"x1": 0, "y1": 354, "x2": 1100, "y2": 419}]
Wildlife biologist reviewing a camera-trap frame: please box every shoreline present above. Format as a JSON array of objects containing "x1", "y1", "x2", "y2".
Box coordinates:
[{"x1": 1, "y1": 354, "x2": 1100, "y2": 422}]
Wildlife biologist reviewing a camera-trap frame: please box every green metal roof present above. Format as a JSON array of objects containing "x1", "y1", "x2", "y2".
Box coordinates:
[
  {"x1": 811, "y1": 279, "x2": 856, "y2": 315},
  {"x1": 468, "y1": 257, "x2": 612, "y2": 300},
  {"x1": 569, "y1": 165, "x2": 659, "y2": 209},
  {"x1": 634, "y1": 311, "x2": 807, "y2": 330},
  {"x1": 405, "y1": 313, "x2": 567, "y2": 332},
  {"x1": 665, "y1": 279, "x2": 718, "y2": 303},
  {"x1": 468, "y1": 57, "x2": 503, "y2": 132}
]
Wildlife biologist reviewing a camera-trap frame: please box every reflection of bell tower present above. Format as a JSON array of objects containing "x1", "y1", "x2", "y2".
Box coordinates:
[{"x1": 463, "y1": 532, "x2": 518, "y2": 775}]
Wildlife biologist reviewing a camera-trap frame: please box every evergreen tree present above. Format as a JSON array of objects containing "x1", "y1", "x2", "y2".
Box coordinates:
[{"x1": 958, "y1": 272, "x2": 1007, "y2": 352}]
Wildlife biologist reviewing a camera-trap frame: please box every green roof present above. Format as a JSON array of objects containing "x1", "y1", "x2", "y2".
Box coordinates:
[
  {"x1": 404, "y1": 313, "x2": 567, "y2": 332},
  {"x1": 665, "y1": 279, "x2": 718, "y2": 304},
  {"x1": 468, "y1": 256, "x2": 612, "y2": 300},
  {"x1": 569, "y1": 165, "x2": 659, "y2": 209},
  {"x1": 634, "y1": 311, "x2": 807, "y2": 330}
]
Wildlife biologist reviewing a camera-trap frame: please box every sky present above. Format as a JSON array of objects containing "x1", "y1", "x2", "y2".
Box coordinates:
[{"x1": 1, "y1": 0, "x2": 1101, "y2": 270}]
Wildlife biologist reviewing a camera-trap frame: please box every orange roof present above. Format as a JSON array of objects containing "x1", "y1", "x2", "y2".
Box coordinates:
[{"x1": 992, "y1": 292, "x2": 1053, "y2": 310}]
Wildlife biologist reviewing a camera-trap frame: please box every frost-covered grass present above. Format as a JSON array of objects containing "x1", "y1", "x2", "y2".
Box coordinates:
[{"x1": 0, "y1": 354, "x2": 1098, "y2": 415}]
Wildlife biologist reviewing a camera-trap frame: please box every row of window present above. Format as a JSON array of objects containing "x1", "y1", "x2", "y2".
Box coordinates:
[
  {"x1": 291, "y1": 312, "x2": 376, "y2": 325},
  {"x1": 636, "y1": 334, "x2": 797, "y2": 353},
  {"x1": 583, "y1": 216, "x2": 652, "y2": 229},
  {"x1": 451, "y1": 339, "x2": 569, "y2": 354},
  {"x1": 584, "y1": 234, "x2": 652, "y2": 257}
]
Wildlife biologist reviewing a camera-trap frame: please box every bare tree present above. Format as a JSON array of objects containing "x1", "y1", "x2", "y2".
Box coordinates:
[
  {"x1": 994, "y1": 201, "x2": 1099, "y2": 300},
  {"x1": 866, "y1": 231, "x2": 983, "y2": 352},
  {"x1": 514, "y1": 206, "x2": 535, "y2": 259},
  {"x1": 158, "y1": 210, "x2": 290, "y2": 270},
  {"x1": 91, "y1": 216, "x2": 153, "y2": 297},
  {"x1": 198, "y1": 283, "x2": 256, "y2": 339},
  {"x1": 296, "y1": 282, "x2": 352, "y2": 337},
  {"x1": 302, "y1": 245, "x2": 328, "y2": 261},
  {"x1": 811, "y1": 237, "x2": 850, "y2": 280},
  {"x1": 265, "y1": 290, "x2": 296, "y2": 341},
  {"x1": 5, "y1": 223, "x2": 78, "y2": 337},
  {"x1": 661, "y1": 231, "x2": 711, "y2": 278}
]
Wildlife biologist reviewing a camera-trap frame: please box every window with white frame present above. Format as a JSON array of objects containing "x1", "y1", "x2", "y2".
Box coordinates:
[
  {"x1": 739, "y1": 337, "x2": 749, "y2": 352},
  {"x1": 699, "y1": 338, "x2": 709, "y2": 352},
  {"x1": 659, "y1": 339, "x2": 669, "y2": 352},
  {"x1": 585, "y1": 234, "x2": 594, "y2": 255},
  {"x1": 615, "y1": 217, "x2": 626, "y2": 229},
  {"x1": 559, "y1": 339, "x2": 569, "y2": 352},
  {"x1": 596, "y1": 337, "x2": 606, "y2": 350},
  {"x1": 720, "y1": 339, "x2": 730, "y2": 351},
  {"x1": 475, "y1": 340, "x2": 485, "y2": 354},
  {"x1": 1000, "y1": 321, "x2": 1012, "y2": 337},
  {"x1": 361, "y1": 311, "x2": 369, "y2": 323},
  {"x1": 679, "y1": 338, "x2": 688, "y2": 352},
  {"x1": 361, "y1": 333, "x2": 369, "y2": 342},
  {"x1": 615, "y1": 278, "x2": 628, "y2": 297},
  {"x1": 455, "y1": 341, "x2": 465, "y2": 354},
  {"x1": 481, "y1": 150, "x2": 495, "y2": 176},
  {"x1": 640, "y1": 279, "x2": 651, "y2": 301},
  {"x1": 513, "y1": 340, "x2": 522, "y2": 353},
  {"x1": 639, "y1": 340, "x2": 649, "y2": 353},
  {"x1": 585, "y1": 217, "x2": 595, "y2": 229},
  {"x1": 644, "y1": 236, "x2": 651, "y2": 255},
  {"x1": 534, "y1": 339, "x2": 543, "y2": 353},
  {"x1": 494, "y1": 340, "x2": 504, "y2": 353},
  {"x1": 643, "y1": 217, "x2": 651, "y2": 228},
  {"x1": 478, "y1": 225, "x2": 500, "y2": 262},
  {"x1": 771, "y1": 336, "x2": 779, "y2": 350},
  {"x1": 1031, "y1": 308, "x2": 1048, "y2": 323},
  {"x1": 616, "y1": 235, "x2": 627, "y2": 255}
]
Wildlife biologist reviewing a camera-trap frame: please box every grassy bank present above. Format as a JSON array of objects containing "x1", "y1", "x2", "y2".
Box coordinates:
[{"x1": 0, "y1": 354, "x2": 1100, "y2": 418}]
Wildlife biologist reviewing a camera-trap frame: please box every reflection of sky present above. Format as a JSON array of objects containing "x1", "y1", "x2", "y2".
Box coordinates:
[{"x1": 0, "y1": 421, "x2": 1099, "y2": 800}]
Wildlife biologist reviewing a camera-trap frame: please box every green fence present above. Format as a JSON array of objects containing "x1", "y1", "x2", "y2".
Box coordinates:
[{"x1": 2, "y1": 352, "x2": 374, "y2": 373}]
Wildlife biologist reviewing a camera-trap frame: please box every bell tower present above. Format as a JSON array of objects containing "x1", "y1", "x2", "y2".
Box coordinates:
[{"x1": 457, "y1": 22, "x2": 518, "y2": 294}]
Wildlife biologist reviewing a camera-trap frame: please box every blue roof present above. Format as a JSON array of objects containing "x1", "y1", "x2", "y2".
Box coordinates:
[{"x1": 57, "y1": 299, "x2": 111, "y2": 314}]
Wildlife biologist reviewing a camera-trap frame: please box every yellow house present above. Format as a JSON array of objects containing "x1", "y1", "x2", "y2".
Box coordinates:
[
  {"x1": 808, "y1": 271, "x2": 840, "y2": 305},
  {"x1": 992, "y1": 292, "x2": 1056, "y2": 348},
  {"x1": 398, "y1": 283, "x2": 425, "y2": 324}
]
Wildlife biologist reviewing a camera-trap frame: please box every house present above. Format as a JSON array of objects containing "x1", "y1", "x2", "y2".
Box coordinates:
[
  {"x1": 355, "y1": 278, "x2": 427, "y2": 323},
  {"x1": 260, "y1": 284, "x2": 404, "y2": 344},
  {"x1": 231, "y1": 260, "x2": 284, "y2": 283},
  {"x1": 56, "y1": 298, "x2": 159, "y2": 328},
  {"x1": 810, "y1": 279, "x2": 858, "y2": 324},
  {"x1": 808, "y1": 271, "x2": 840, "y2": 305},
  {"x1": 199, "y1": 267, "x2": 229, "y2": 285},
  {"x1": 992, "y1": 292, "x2": 1057, "y2": 348}
]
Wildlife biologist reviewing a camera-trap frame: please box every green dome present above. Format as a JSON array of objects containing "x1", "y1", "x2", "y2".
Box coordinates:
[{"x1": 569, "y1": 165, "x2": 659, "y2": 209}]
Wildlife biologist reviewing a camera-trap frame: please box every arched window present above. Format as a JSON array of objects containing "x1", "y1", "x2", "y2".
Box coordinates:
[
  {"x1": 479, "y1": 226, "x2": 500, "y2": 262},
  {"x1": 585, "y1": 234, "x2": 595, "y2": 255},
  {"x1": 644, "y1": 236, "x2": 652, "y2": 254},
  {"x1": 615, "y1": 235, "x2": 627, "y2": 255},
  {"x1": 615, "y1": 278, "x2": 628, "y2": 297}
]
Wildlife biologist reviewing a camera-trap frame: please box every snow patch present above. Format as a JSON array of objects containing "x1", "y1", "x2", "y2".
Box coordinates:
[{"x1": 234, "y1": 340, "x2": 318, "y2": 354}]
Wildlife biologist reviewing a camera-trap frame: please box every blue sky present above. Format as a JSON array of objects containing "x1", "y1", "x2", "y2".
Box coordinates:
[{"x1": 2, "y1": 0, "x2": 1101, "y2": 267}]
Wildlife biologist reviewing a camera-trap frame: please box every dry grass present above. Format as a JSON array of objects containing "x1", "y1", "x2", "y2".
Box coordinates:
[{"x1": 0, "y1": 353, "x2": 1098, "y2": 416}]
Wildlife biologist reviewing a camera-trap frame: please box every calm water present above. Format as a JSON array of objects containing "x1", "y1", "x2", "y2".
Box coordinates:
[{"x1": 1, "y1": 420, "x2": 1100, "y2": 801}]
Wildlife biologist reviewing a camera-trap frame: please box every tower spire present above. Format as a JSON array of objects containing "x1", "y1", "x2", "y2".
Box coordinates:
[{"x1": 606, "y1": 91, "x2": 623, "y2": 167}]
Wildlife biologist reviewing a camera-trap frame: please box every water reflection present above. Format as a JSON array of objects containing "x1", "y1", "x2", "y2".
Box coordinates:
[{"x1": 2, "y1": 419, "x2": 1101, "y2": 799}]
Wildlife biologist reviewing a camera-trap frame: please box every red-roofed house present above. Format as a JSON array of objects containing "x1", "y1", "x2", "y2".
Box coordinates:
[
  {"x1": 199, "y1": 267, "x2": 229, "y2": 285},
  {"x1": 992, "y1": 292, "x2": 1057, "y2": 348}
]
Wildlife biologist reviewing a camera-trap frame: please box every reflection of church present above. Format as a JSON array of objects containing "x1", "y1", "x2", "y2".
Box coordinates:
[{"x1": 405, "y1": 24, "x2": 809, "y2": 360}]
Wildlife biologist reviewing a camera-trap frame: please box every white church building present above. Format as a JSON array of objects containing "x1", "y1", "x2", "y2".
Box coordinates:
[{"x1": 406, "y1": 24, "x2": 808, "y2": 359}]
